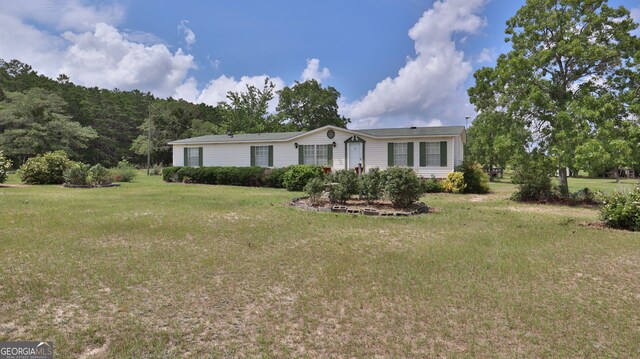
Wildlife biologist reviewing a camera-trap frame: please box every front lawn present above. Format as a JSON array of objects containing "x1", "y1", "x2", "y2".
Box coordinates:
[{"x1": 1, "y1": 173, "x2": 639, "y2": 357}]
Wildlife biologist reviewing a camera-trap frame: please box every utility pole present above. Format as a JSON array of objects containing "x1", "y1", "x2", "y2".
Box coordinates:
[{"x1": 147, "y1": 103, "x2": 153, "y2": 176}]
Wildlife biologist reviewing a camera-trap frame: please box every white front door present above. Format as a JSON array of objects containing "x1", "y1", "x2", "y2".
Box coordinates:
[{"x1": 348, "y1": 142, "x2": 362, "y2": 169}]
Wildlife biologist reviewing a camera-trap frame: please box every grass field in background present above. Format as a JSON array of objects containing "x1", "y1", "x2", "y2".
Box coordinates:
[{"x1": 1, "y1": 172, "x2": 639, "y2": 357}]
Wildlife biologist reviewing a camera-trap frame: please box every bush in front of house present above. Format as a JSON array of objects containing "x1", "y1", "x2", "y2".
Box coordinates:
[
  {"x1": 265, "y1": 167, "x2": 288, "y2": 188},
  {"x1": 456, "y1": 161, "x2": 490, "y2": 194},
  {"x1": 383, "y1": 167, "x2": 422, "y2": 208},
  {"x1": 327, "y1": 170, "x2": 360, "y2": 196},
  {"x1": 162, "y1": 166, "x2": 269, "y2": 187},
  {"x1": 421, "y1": 175, "x2": 443, "y2": 193},
  {"x1": 150, "y1": 163, "x2": 163, "y2": 176},
  {"x1": 360, "y1": 167, "x2": 385, "y2": 202},
  {"x1": 304, "y1": 177, "x2": 326, "y2": 205},
  {"x1": 88, "y1": 164, "x2": 113, "y2": 186},
  {"x1": 282, "y1": 165, "x2": 325, "y2": 191},
  {"x1": 17, "y1": 150, "x2": 73, "y2": 184},
  {"x1": 600, "y1": 187, "x2": 640, "y2": 231},
  {"x1": 112, "y1": 159, "x2": 137, "y2": 182},
  {"x1": 63, "y1": 163, "x2": 89, "y2": 186},
  {"x1": 442, "y1": 172, "x2": 466, "y2": 194},
  {"x1": 0, "y1": 151, "x2": 11, "y2": 184}
]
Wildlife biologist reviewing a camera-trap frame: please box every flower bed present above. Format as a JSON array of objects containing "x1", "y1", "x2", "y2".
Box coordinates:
[{"x1": 290, "y1": 196, "x2": 429, "y2": 217}]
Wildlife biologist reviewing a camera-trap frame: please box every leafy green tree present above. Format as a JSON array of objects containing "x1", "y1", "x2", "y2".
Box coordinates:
[
  {"x1": 218, "y1": 78, "x2": 284, "y2": 134},
  {"x1": 466, "y1": 111, "x2": 528, "y2": 172},
  {"x1": 277, "y1": 79, "x2": 349, "y2": 130},
  {"x1": 575, "y1": 139, "x2": 610, "y2": 176},
  {"x1": 468, "y1": 0, "x2": 639, "y2": 197},
  {"x1": 0, "y1": 88, "x2": 97, "y2": 162}
]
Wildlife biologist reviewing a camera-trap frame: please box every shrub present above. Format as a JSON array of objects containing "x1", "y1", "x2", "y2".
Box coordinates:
[
  {"x1": 17, "y1": 150, "x2": 73, "y2": 184},
  {"x1": 304, "y1": 177, "x2": 326, "y2": 205},
  {"x1": 0, "y1": 151, "x2": 11, "y2": 184},
  {"x1": 327, "y1": 170, "x2": 360, "y2": 196},
  {"x1": 63, "y1": 163, "x2": 89, "y2": 186},
  {"x1": 150, "y1": 163, "x2": 163, "y2": 176},
  {"x1": 282, "y1": 165, "x2": 324, "y2": 191},
  {"x1": 112, "y1": 159, "x2": 137, "y2": 182},
  {"x1": 265, "y1": 167, "x2": 288, "y2": 188},
  {"x1": 360, "y1": 168, "x2": 385, "y2": 202},
  {"x1": 383, "y1": 167, "x2": 422, "y2": 208},
  {"x1": 421, "y1": 175, "x2": 443, "y2": 193},
  {"x1": 162, "y1": 166, "x2": 181, "y2": 182},
  {"x1": 456, "y1": 161, "x2": 490, "y2": 194},
  {"x1": 601, "y1": 187, "x2": 640, "y2": 231},
  {"x1": 88, "y1": 164, "x2": 113, "y2": 186},
  {"x1": 510, "y1": 151, "x2": 555, "y2": 202},
  {"x1": 442, "y1": 172, "x2": 466, "y2": 194},
  {"x1": 162, "y1": 166, "x2": 267, "y2": 186},
  {"x1": 328, "y1": 183, "x2": 350, "y2": 204}
]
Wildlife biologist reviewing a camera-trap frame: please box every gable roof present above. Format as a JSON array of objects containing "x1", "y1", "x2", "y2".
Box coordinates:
[{"x1": 168, "y1": 125, "x2": 465, "y2": 145}]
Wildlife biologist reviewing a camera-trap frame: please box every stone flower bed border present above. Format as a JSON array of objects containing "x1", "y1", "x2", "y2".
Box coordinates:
[
  {"x1": 290, "y1": 196, "x2": 429, "y2": 217},
  {"x1": 63, "y1": 183, "x2": 121, "y2": 188}
]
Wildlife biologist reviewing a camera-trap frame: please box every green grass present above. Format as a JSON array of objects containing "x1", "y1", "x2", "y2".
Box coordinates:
[{"x1": 1, "y1": 172, "x2": 639, "y2": 357}]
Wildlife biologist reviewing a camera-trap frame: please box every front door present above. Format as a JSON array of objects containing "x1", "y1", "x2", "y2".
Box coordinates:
[{"x1": 348, "y1": 142, "x2": 362, "y2": 169}]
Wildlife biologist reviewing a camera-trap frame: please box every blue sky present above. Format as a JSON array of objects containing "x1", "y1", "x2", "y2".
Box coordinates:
[{"x1": 0, "y1": 0, "x2": 638, "y2": 128}]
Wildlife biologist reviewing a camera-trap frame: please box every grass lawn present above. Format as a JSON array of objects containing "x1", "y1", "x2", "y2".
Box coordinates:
[{"x1": 1, "y1": 172, "x2": 639, "y2": 357}]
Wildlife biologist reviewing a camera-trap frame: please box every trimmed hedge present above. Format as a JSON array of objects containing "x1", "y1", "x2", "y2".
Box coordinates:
[{"x1": 163, "y1": 166, "x2": 269, "y2": 187}]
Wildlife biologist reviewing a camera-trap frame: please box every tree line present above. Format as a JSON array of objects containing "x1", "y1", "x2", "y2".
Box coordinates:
[
  {"x1": 466, "y1": 0, "x2": 640, "y2": 192},
  {"x1": 0, "y1": 59, "x2": 349, "y2": 167}
]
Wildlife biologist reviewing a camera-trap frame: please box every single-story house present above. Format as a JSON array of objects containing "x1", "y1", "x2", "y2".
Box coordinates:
[{"x1": 168, "y1": 125, "x2": 466, "y2": 178}]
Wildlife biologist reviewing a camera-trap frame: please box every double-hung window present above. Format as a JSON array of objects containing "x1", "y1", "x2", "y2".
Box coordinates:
[
  {"x1": 393, "y1": 142, "x2": 408, "y2": 167},
  {"x1": 426, "y1": 142, "x2": 440, "y2": 166},
  {"x1": 301, "y1": 144, "x2": 332, "y2": 166},
  {"x1": 185, "y1": 147, "x2": 201, "y2": 166},
  {"x1": 254, "y1": 146, "x2": 269, "y2": 167}
]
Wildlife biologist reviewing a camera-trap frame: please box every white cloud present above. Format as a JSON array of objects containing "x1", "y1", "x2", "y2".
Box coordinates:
[
  {"x1": 0, "y1": 0, "x2": 124, "y2": 32},
  {"x1": 476, "y1": 47, "x2": 495, "y2": 63},
  {"x1": 342, "y1": 0, "x2": 486, "y2": 128},
  {"x1": 59, "y1": 23, "x2": 194, "y2": 97},
  {"x1": 300, "y1": 58, "x2": 331, "y2": 82},
  {"x1": 0, "y1": 1, "x2": 196, "y2": 99},
  {"x1": 178, "y1": 20, "x2": 196, "y2": 48}
]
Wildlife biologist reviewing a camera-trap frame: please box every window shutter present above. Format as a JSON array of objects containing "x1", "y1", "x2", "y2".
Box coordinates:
[
  {"x1": 407, "y1": 142, "x2": 414, "y2": 167},
  {"x1": 268, "y1": 146, "x2": 273, "y2": 167},
  {"x1": 183, "y1": 147, "x2": 188, "y2": 166},
  {"x1": 298, "y1": 145, "x2": 304, "y2": 165},
  {"x1": 387, "y1": 143, "x2": 394, "y2": 167},
  {"x1": 440, "y1": 141, "x2": 447, "y2": 167},
  {"x1": 327, "y1": 145, "x2": 333, "y2": 167},
  {"x1": 250, "y1": 146, "x2": 256, "y2": 166},
  {"x1": 419, "y1": 142, "x2": 426, "y2": 167},
  {"x1": 198, "y1": 147, "x2": 203, "y2": 167}
]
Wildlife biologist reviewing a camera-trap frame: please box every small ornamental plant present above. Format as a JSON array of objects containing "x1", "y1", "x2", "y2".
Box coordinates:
[
  {"x1": 0, "y1": 151, "x2": 12, "y2": 184},
  {"x1": 600, "y1": 187, "x2": 640, "y2": 231}
]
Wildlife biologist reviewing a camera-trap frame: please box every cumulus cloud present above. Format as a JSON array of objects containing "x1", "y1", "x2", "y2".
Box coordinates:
[
  {"x1": 0, "y1": 0, "x2": 124, "y2": 32},
  {"x1": 178, "y1": 20, "x2": 196, "y2": 48},
  {"x1": 301, "y1": 58, "x2": 331, "y2": 82},
  {"x1": 59, "y1": 23, "x2": 194, "y2": 97},
  {"x1": 0, "y1": 1, "x2": 196, "y2": 98},
  {"x1": 342, "y1": 0, "x2": 486, "y2": 128}
]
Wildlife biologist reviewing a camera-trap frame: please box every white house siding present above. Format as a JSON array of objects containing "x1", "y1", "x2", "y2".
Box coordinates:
[
  {"x1": 172, "y1": 129, "x2": 460, "y2": 178},
  {"x1": 453, "y1": 135, "x2": 464, "y2": 167},
  {"x1": 364, "y1": 137, "x2": 454, "y2": 178}
]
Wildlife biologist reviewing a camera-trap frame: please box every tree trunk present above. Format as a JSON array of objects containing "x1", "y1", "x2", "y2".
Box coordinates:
[
  {"x1": 558, "y1": 167, "x2": 569, "y2": 197},
  {"x1": 615, "y1": 168, "x2": 620, "y2": 183}
]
